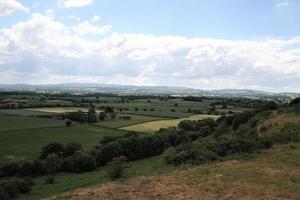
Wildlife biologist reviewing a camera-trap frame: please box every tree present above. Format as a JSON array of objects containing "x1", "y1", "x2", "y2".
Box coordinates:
[
  {"x1": 107, "y1": 156, "x2": 127, "y2": 180},
  {"x1": 99, "y1": 112, "x2": 107, "y2": 121},
  {"x1": 109, "y1": 112, "x2": 117, "y2": 120},
  {"x1": 64, "y1": 142, "x2": 82, "y2": 157},
  {"x1": 87, "y1": 107, "x2": 98, "y2": 123},
  {"x1": 65, "y1": 119, "x2": 72, "y2": 126},
  {"x1": 40, "y1": 143, "x2": 65, "y2": 159}
]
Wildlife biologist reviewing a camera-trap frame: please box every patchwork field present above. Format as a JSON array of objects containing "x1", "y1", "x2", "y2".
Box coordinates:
[{"x1": 121, "y1": 114, "x2": 220, "y2": 133}]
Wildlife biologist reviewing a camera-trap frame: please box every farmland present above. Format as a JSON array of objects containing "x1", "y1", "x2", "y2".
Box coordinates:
[
  {"x1": 121, "y1": 114, "x2": 220, "y2": 133},
  {"x1": 0, "y1": 91, "x2": 299, "y2": 200}
]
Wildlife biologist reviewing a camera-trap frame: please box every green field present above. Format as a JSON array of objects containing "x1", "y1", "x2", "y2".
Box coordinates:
[
  {"x1": 121, "y1": 114, "x2": 220, "y2": 133},
  {"x1": 95, "y1": 114, "x2": 168, "y2": 128},
  {"x1": 0, "y1": 124, "x2": 125, "y2": 161},
  {"x1": 0, "y1": 109, "x2": 50, "y2": 116},
  {"x1": 0, "y1": 115, "x2": 65, "y2": 132},
  {"x1": 26, "y1": 107, "x2": 91, "y2": 113}
]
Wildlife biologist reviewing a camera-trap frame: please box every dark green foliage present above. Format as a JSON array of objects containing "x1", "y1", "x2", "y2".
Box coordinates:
[
  {"x1": 64, "y1": 152, "x2": 96, "y2": 173},
  {"x1": 0, "y1": 163, "x2": 20, "y2": 178},
  {"x1": 45, "y1": 155, "x2": 63, "y2": 174},
  {"x1": 39, "y1": 143, "x2": 65, "y2": 159},
  {"x1": 0, "y1": 177, "x2": 33, "y2": 199},
  {"x1": 64, "y1": 142, "x2": 82, "y2": 157},
  {"x1": 260, "y1": 101, "x2": 279, "y2": 111},
  {"x1": 99, "y1": 112, "x2": 108, "y2": 121},
  {"x1": 290, "y1": 98, "x2": 300, "y2": 106},
  {"x1": 68, "y1": 110, "x2": 86, "y2": 123},
  {"x1": 87, "y1": 107, "x2": 98, "y2": 123},
  {"x1": 107, "y1": 156, "x2": 127, "y2": 180},
  {"x1": 232, "y1": 111, "x2": 255, "y2": 130},
  {"x1": 99, "y1": 136, "x2": 119, "y2": 146},
  {"x1": 65, "y1": 119, "x2": 72, "y2": 126}
]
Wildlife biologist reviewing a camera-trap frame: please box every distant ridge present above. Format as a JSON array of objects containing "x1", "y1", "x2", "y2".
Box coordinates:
[{"x1": 0, "y1": 83, "x2": 299, "y2": 97}]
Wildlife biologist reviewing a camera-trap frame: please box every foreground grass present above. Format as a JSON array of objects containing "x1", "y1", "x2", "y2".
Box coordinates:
[
  {"x1": 121, "y1": 114, "x2": 220, "y2": 133},
  {"x1": 0, "y1": 124, "x2": 125, "y2": 161},
  {"x1": 45, "y1": 143, "x2": 300, "y2": 200}
]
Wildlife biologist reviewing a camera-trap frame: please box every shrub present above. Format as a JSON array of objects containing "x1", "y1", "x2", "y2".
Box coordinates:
[
  {"x1": 0, "y1": 177, "x2": 33, "y2": 199},
  {"x1": 107, "y1": 156, "x2": 127, "y2": 180},
  {"x1": 67, "y1": 152, "x2": 96, "y2": 173},
  {"x1": 40, "y1": 143, "x2": 65, "y2": 160},
  {"x1": 45, "y1": 155, "x2": 63, "y2": 174},
  {"x1": 64, "y1": 142, "x2": 82, "y2": 157},
  {"x1": 0, "y1": 163, "x2": 20, "y2": 178}
]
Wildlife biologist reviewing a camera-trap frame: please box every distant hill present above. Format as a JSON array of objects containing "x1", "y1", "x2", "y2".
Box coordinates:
[{"x1": 0, "y1": 83, "x2": 299, "y2": 98}]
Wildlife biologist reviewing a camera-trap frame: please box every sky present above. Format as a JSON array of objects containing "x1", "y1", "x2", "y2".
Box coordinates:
[{"x1": 0, "y1": 0, "x2": 300, "y2": 92}]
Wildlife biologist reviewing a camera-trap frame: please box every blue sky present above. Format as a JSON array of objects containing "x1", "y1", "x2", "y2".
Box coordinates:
[{"x1": 0, "y1": 0, "x2": 300, "y2": 92}]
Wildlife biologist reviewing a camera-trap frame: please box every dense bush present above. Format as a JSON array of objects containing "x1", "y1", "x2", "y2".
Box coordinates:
[
  {"x1": 64, "y1": 142, "x2": 82, "y2": 157},
  {"x1": 64, "y1": 152, "x2": 96, "y2": 173},
  {"x1": 40, "y1": 143, "x2": 65, "y2": 159},
  {"x1": 0, "y1": 163, "x2": 20, "y2": 178},
  {"x1": 107, "y1": 156, "x2": 127, "y2": 180},
  {"x1": 45, "y1": 155, "x2": 64, "y2": 174},
  {"x1": 0, "y1": 177, "x2": 33, "y2": 199}
]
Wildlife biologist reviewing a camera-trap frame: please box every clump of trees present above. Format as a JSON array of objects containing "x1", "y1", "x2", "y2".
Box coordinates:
[{"x1": 107, "y1": 156, "x2": 127, "y2": 180}]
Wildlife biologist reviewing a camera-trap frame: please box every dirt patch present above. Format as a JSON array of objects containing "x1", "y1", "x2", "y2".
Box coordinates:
[{"x1": 47, "y1": 175, "x2": 207, "y2": 200}]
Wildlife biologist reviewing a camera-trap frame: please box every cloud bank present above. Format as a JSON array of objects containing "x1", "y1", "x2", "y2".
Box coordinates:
[
  {"x1": 0, "y1": 0, "x2": 28, "y2": 17},
  {"x1": 0, "y1": 13, "x2": 300, "y2": 92}
]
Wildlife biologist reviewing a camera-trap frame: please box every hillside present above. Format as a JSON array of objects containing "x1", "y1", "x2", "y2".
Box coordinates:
[
  {"x1": 45, "y1": 105, "x2": 300, "y2": 200},
  {"x1": 47, "y1": 143, "x2": 300, "y2": 200}
]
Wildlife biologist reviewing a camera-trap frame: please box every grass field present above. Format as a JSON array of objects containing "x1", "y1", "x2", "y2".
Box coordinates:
[
  {"x1": 25, "y1": 143, "x2": 300, "y2": 200},
  {"x1": 95, "y1": 114, "x2": 168, "y2": 128},
  {"x1": 0, "y1": 109, "x2": 50, "y2": 116},
  {"x1": 26, "y1": 107, "x2": 91, "y2": 113},
  {"x1": 0, "y1": 115, "x2": 65, "y2": 132},
  {"x1": 121, "y1": 114, "x2": 220, "y2": 133},
  {"x1": 0, "y1": 124, "x2": 125, "y2": 162}
]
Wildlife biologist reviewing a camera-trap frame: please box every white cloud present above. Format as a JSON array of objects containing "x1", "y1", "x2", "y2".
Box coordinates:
[
  {"x1": 58, "y1": 0, "x2": 93, "y2": 8},
  {"x1": 274, "y1": 0, "x2": 289, "y2": 7},
  {"x1": 0, "y1": 14, "x2": 300, "y2": 92},
  {"x1": 91, "y1": 15, "x2": 100, "y2": 22},
  {"x1": 72, "y1": 20, "x2": 111, "y2": 36},
  {"x1": 0, "y1": 0, "x2": 28, "y2": 17}
]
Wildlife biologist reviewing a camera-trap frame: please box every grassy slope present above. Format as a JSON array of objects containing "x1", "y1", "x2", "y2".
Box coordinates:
[
  {"x1": 44, "y1": 143, "x2": 300, "y2": 200},
  {"x1": 121, "y1": 114, "x2": 220, "y2": 133},
  {"x1": 0, "y1": 124, "x2": 125, "y2": 161}
]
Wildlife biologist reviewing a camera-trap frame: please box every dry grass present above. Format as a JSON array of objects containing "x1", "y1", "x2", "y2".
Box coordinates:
[{"x1": 257, "y1": 113, "x2": 300, "y2": 136}]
